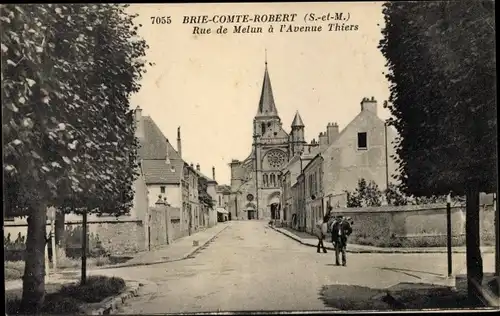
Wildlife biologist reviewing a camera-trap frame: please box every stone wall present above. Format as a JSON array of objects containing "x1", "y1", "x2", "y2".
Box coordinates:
[
  {"x1": 84, "y1": 220, "x2": 145, "y2": 255},
  {"x1": 4, "y1": 219, "x2": 147, "y2": 259},
  {"x1": 329, "y1": 203, "x2": 496, "y2": 247}
]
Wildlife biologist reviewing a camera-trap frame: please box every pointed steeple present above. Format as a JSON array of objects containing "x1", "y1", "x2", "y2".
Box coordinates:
[
  {"x1": 256, "y1": 57, "x2": 278, "y2": 118},
  {"x1": 291, "y1": 111, "x2": 304, "y2": 127}
]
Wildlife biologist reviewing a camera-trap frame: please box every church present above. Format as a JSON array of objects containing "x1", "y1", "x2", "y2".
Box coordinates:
[{"x1": 229, "y1": 61, "x2": 320, "y2": 220}]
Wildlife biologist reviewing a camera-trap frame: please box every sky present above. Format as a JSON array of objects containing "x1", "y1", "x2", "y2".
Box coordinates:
[{"x1": 127, "y1": 2, "x2": 390, "y2": 185}]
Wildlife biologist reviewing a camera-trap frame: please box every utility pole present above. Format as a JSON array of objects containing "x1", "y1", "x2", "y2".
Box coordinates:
[
  {"x1": 384, "y1": 121, "x2": 389, "y2": 190},
  {"x1": 495, "y1": 192, "x2": 499, "y2": 290},
  {"x1": 81, "y1": 210, "x2": 88, "y2": 285},
  {"x1": 446, "y1": 193, "x2": 453, "y2": 277}
]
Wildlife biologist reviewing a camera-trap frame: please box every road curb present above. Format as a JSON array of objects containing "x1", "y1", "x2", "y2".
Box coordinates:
[
  {"x1": 267, "y1": 225, "x2": 494, "y2": 254},
  {"x1": 182, "y1": 224, "x2": 229, "y2": 259},
  {"x1": 84, "y1": 281, "x2": 143, "y2": 315},
  {"x1": 77, "y1": 225, "x2": 230, "y2": 271}
]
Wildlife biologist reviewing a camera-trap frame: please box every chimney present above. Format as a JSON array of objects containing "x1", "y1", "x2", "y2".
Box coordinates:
[
  {"x1": 134, "y1": 106, "x2": 144, "y2": 140},
  {"x1": 196, "y1": 163, "x2": 200, "y2": 172},
  {"x1": 177, "y1": 126, "x2": 182, "y2": 158},
  {"x1": 318, "y1": 132, "x2": 329, "y2": 151},
  {"x1": 326, "y1": 122, "x2": 339, "y2": 144},
  {"x1": 360, "y1": 96, "x2": 377, "y2": 115},
  {"x1": 212, "y1": 166, "x2": 216, "y2": 181}
]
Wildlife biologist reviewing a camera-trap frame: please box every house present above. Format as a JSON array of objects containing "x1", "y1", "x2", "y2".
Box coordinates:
[
  {"x1": 182, "y1": 162, "x2": 200, "y2": 236},
  {"x1": 303, "y1": 153, "x2": 325, "y2": 234},
  {"x1": 321, "y1": 97, "x2": 399, "y2": 208},
  {"x1": 194, "y1": 164, "x2": 218, "y2": 228},
  {"x1": 135, "y1": 107, "x2": 206, "y2": 237},
  {"x1": 281, "y1": 151, "x2": 316, "y2": 231}
]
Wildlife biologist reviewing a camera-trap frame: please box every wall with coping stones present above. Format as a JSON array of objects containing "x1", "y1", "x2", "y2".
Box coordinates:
[{"x1": 329, "y1": 203, "x2": 495, "y2": 247}]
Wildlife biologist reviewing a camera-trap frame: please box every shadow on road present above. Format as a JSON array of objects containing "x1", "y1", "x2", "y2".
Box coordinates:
[{"x1": 319, "y1": 282, "x2": 485, "y2": 311}]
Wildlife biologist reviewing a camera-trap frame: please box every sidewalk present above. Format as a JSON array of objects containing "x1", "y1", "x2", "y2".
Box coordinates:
[
  {"x1": 269, "y1": 225, "x2": 495, "y2": 254},
  {"x1": 5, "y1": 223, "x2": 230, "y2": 291},
  {"x1": 113, "y1": 222, "x2": 230, "y2": 267}
]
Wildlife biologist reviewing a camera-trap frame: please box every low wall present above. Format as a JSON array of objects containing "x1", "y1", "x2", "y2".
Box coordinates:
[
  {"x1": 4, "y1": 219, "x2": 146, "y2": 260},
  {"x1": 329, "y1": 204, "x2": 496, "y2": 247}
]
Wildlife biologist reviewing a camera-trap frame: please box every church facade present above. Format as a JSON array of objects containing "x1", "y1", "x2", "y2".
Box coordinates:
[{"x1": 229, "y1": 62, "x2": 318, "y2": 220}]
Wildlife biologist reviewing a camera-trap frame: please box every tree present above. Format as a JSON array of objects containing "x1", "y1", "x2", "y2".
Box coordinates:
[
  {"x1": 198, "y1": 177, "x2": 215, "y2": 210},
  {"x1": 2, "y1": 4, "x2": 148, "y2": 312},
  {"x1": 379, "y1": 0, "x2": 495, "y2": 302},
  {"x1": 345, "y1": 178, "x2": 383, "y2": 207},
  {"x1": 385, "y1": 183, "x2": 409, "y2": 206}
]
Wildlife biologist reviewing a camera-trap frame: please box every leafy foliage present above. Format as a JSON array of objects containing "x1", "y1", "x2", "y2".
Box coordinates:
[
  {"x1": 385, "y1": 183, "x2": 464, "y2": 206},
  {"x1": 1, "y1": 3, "x2": 150, "y2": 310},
  {"x1": 2, "y1": 4, "x2": 148, "y2": 217},
  {"x1": 198, "y1": 177, "x2": 215, "y2": 209},
  {"x1": 345, "y1": 179, "x2": 383, "y2": 207},
  {"x1": 384, "y1": 183, "x2": 410, "y2": 206},
  {"x1": 379, "y1": 1, "x2": 495, "y2": 300},
  {"x1": 379, "y1": 1, "x2": 496, "y2": 197}
]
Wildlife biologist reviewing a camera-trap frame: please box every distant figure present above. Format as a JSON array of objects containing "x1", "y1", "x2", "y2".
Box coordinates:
[
  {"x1": 330, "y1": 215, "x2": 353, "y2": 266},
  {"x1": 315, "y1": 214, "x2": 331, "y2": 253}
]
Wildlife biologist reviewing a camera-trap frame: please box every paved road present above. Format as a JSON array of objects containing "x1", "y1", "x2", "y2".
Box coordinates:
[{"x1": 85, "y1": 221, "x2": 494, "y2": 313}]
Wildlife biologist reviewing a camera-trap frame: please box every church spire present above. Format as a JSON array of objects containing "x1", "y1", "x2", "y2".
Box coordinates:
[
  {"x1": 291, "y1": 111, "x2": 305, "y2": 127},
  {"x1": 256, "y1": 54, "x2": 278, "y2": 118}
]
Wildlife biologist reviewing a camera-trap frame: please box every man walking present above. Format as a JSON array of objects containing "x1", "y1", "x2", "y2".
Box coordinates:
[
  {"x1": 315, "y1": 214, "x2": 330, "y2": 253},
  {"x1": 331, "y1": 215, "x2": 353, "y2": 266}
]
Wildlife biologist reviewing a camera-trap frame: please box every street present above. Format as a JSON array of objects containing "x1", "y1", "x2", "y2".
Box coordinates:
[{"x1": 81, "y1": 221, "x2": 495, "y2": 313}]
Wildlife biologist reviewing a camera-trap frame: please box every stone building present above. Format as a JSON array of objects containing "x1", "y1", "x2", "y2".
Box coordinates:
[
  {"x1": 321, "y1": 97, "x2": 399, "y2": 208},
  {"x1": 229, "y1": 61, "x2": 321, "y2": 220},
  {"x1": 134, "y1": 107, "x2": 208, "y2": 236},
  {"x1": 303, "y1": 154, "x2": 325, "y2": 234},
  {"x1": 194, "y1": 164, "x2": 218, "y2": 228},
  {"x1": 281, "y1": 153, "x2": 315, "y2": 229},
  {"x1": 279, "y1": 97, "x2": 400, "y2": 231},
  {"x1": 182, "y1": 163, "x2": 200, "y2": 236}
]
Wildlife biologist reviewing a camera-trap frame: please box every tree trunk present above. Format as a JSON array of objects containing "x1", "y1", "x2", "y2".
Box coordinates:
[
  {"x1": 465, "y1": 185, "x2": 483, "y2": 305},
  {"x1": 22, "y1": 202, "x2": 48, "y2": 313},
  {"x1": 54, "y1": 210, "x2": 66, "y2": 261},
  {"x1": 54, "y1": 210, "x2": 65, "y2": 248}
]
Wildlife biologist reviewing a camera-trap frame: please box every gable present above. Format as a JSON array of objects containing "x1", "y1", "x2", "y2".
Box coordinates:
[
  {"x1": 324, "y1": 111, "x2": 388, "y2": 153},
  {"x1": 139, "y1": 116, "x2": 181, "y2": 160}
]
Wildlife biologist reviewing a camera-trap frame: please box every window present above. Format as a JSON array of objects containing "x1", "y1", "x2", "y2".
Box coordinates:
[
  {"x1": 218, "y1": 196, "x2": 221, "y2": 206},
  {"x1": 261, "y1": 123, "x2": 265, "y2": 135},
  {"x1": 160, "y1": 186, "x2": 166, "y2": 194},
  {"x1": 357, "y1": 132, "x2": 367, "y2": 149},
  {"x1": 270, "y1": 174, "x2": 276, "y2": 187},
  {"x1": 263, "y1": 174, "x2": 268, "y2": 187}
]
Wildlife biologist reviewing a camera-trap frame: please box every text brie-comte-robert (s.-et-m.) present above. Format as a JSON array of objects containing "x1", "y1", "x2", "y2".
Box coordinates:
[{"x1": 182, "y1": 14, "x2": 298, "y2": 24}]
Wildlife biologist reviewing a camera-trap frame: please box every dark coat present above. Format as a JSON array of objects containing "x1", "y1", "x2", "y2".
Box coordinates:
[{"x1": 331, "y1": 220, "x2": 353, "y2": 246}]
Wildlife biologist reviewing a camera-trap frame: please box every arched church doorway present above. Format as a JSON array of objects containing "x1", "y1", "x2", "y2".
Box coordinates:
[
  {"x1": 245, "y1": 202, "x2": 257, "y2": 220},
  {"x1": 267, "y1": 192, "x2": 281, "y2": 220}
]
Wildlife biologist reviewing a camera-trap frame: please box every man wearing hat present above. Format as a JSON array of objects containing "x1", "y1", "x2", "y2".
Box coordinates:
[{"x1": 330, "y1": 215, "x2": 353, "y2": 266}]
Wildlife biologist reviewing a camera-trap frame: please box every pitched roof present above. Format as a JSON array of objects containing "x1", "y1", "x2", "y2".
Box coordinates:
[
  {"x1": 142, "y1": 159, "x2": 183, "y2": 184},
  {"x1": 139, "y1": 116, "x2": 181, "y2": 160},
  {"x1": 291, "y1": 111, "x2": 305, "y2": 127},
  {"x1": 138, "y1": 116, "x2": 183, "y2": 184},
  {"x1": 195, "y1": 169, "x2": 217, "y2": 184},
  {"x1": 256, "y1": 63, "x2": 279, "y2": 117}
]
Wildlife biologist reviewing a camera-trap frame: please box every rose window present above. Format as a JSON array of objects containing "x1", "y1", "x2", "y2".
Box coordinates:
[{"x1": 266, "y1": 150, "x2": 286, "y2": 168}]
